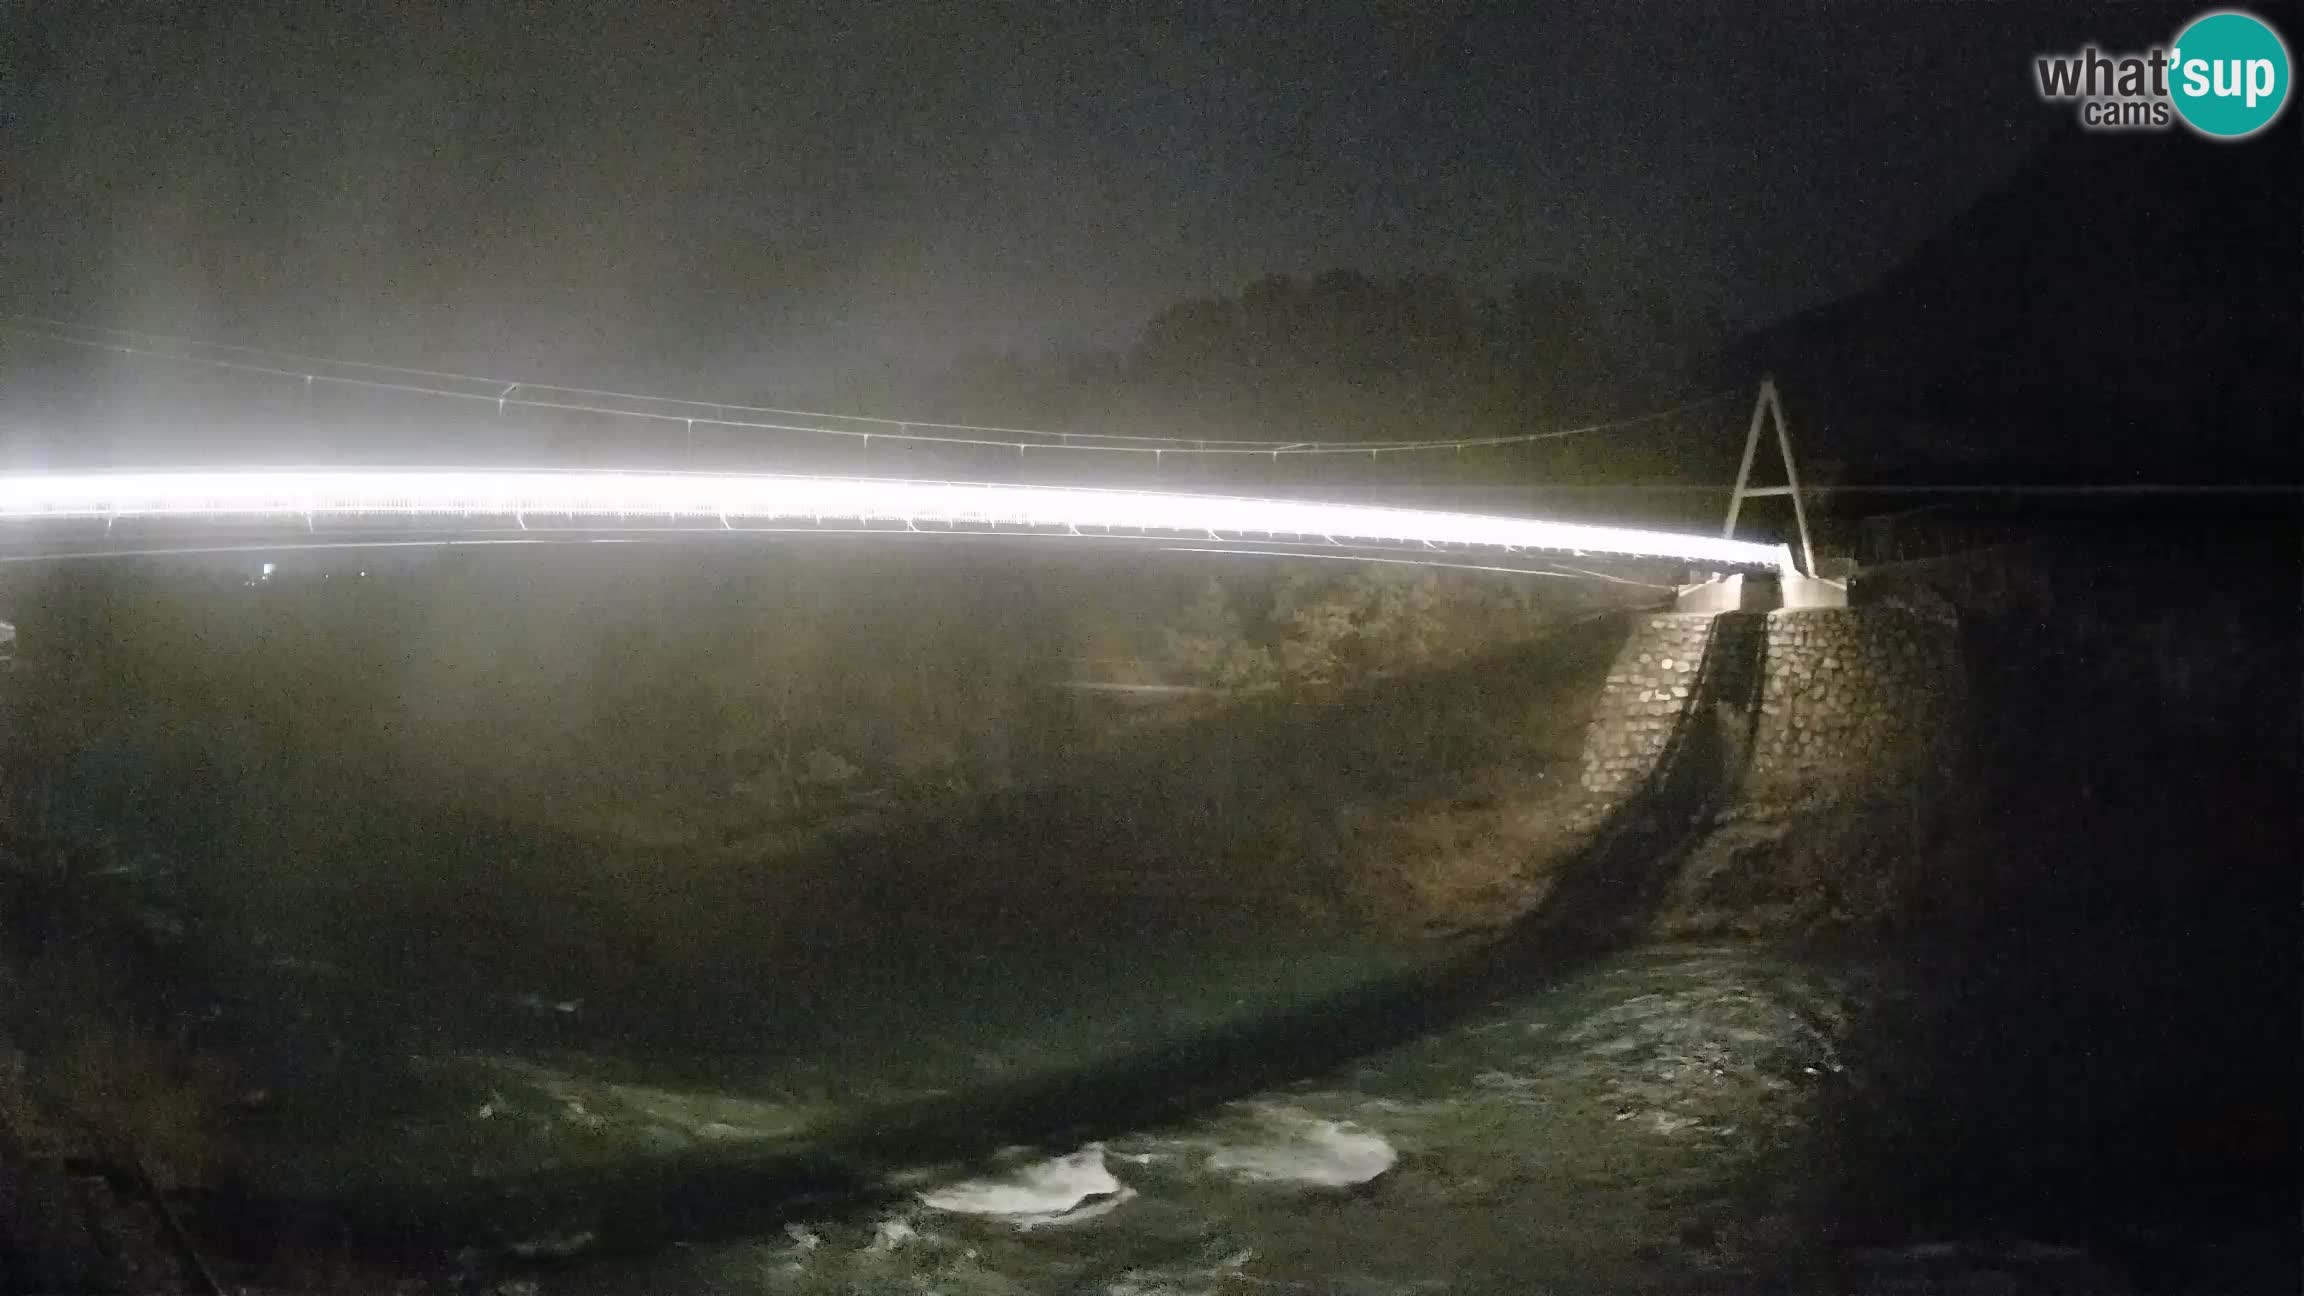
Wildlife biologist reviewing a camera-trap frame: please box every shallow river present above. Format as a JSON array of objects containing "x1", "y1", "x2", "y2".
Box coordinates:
[
  {"x1": 23, "y1": 752, "x2": 2290, "y2": 1294},
  {"x1": 459, "y1": 944, "x2": 2150, "y2": 1296}
]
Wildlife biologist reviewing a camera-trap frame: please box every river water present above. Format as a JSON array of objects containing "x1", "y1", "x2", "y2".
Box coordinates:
[
  {"x1": 14, "y1": 708, "x2": 2294, "y2": 1294},
  {"x1": 328, "y1": 941, "x2": 2203, "y2": 1296}
]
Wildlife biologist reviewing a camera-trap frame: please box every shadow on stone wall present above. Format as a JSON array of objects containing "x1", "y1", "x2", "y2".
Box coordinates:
[
  {"x1": 1533, "y1": 613, "x2": 1764, "y2": 944},
  {"x1": 1655, "y1": 607, "x2": 1968, "y2": 936}
]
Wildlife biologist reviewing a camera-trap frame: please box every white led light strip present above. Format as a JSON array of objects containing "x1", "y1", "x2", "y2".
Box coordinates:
[{"x1": 0, "y1": 470, "x2": 1793, "y2": 570}]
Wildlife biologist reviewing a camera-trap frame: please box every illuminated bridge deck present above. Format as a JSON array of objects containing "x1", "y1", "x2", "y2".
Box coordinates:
[{"x1": 0, "y1": 469, "x2": 1794, "y2": 572}]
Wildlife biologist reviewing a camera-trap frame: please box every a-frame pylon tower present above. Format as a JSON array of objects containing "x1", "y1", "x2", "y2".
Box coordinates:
[{"x1": 1722, "y1": 374, "x2": 1817, "y2": 578}]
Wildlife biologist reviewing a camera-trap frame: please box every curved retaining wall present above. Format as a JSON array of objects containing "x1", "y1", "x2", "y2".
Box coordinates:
[
  {"x1": 1575, "y1": 608, "x2": 1963, "y2": 815},
  {"x1": 1563, "y1": 606, "x2": 1967, "y2": 933},
  {"x1": 1737, "y1": 608, "x2": 1965, "y2": 806},
  {"x1": 1575, "y1": 614, "x2": 1722, "y2": 805}
]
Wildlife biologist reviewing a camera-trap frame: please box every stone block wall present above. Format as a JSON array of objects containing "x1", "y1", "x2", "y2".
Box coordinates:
[
  {"x1": 1527, "y1": 535, "x2": 2285, "y2": 939},
  {"x1": 1738, "y1": 608, "x2": 1966, "y2": 807},
  {"x1": 1575, "y1": 613, "x2": 1720, "y2": 803},
  {"x1": 1572, "y1": 608, "x2": 1964, "y2": 820}
]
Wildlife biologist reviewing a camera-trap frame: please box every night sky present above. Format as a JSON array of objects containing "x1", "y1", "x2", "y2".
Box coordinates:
[{"x1": 0, "y1": 2, "x2": 2223, "y2": 394}]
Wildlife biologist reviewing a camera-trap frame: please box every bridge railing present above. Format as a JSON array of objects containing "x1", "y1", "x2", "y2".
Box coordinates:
[{"x1": 0, "y1": 317, "x2": 1773, "y2": 553}]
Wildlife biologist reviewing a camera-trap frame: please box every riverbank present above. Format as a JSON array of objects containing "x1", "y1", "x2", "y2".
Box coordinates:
[{"x1": 1, "y1": 536, "x2": 2293, "y2": 1292}]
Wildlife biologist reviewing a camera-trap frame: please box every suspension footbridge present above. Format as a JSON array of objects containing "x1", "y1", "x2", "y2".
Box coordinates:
[{"x1": 0, "y1": 319, "x2": 1813, "y2": 582}]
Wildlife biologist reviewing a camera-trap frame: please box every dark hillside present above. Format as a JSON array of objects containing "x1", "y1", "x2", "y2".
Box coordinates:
[{"x1": 1716, "y1": 126, "x2": 2300, "y2": 488}]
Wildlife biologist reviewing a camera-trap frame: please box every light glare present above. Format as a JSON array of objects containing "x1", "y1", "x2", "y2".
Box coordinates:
[{"x1": 0, "y1": 470, "x2": 1792, "y2": 570}]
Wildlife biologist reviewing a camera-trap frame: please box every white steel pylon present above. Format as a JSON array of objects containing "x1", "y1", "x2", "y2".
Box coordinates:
[{"x1": 1723, "y1": 374, "x2": 1817, "y2": 578}]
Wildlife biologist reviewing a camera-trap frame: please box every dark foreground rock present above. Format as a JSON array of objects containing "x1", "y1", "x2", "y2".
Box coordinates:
[{"x1": 1, "y1": 1159, "x2": 214, "y2": 1294}]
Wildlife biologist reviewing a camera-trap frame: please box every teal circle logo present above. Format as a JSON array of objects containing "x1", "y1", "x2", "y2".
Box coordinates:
[{"x1": 2169, "y1": 11, "x2": 2291, "y2": 138}]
